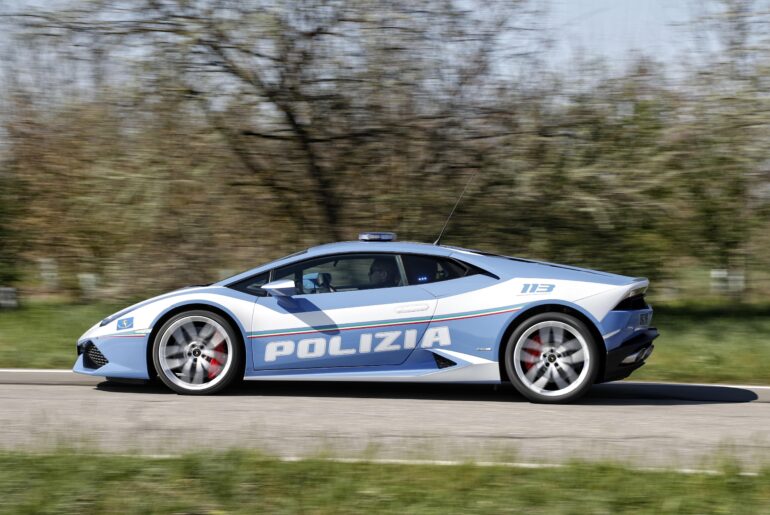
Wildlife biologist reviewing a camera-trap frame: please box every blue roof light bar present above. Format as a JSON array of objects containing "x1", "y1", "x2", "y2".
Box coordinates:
[{"x1": 358, "y1": 232, "x2": 397, "y2": 242}]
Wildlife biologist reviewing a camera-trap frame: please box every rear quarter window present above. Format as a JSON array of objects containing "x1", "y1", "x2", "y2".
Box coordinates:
[{"x1": 401, "y1": 255, "x2": 475, "y2": 285}]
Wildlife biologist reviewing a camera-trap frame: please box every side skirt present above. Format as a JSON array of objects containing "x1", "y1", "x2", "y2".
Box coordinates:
[{"x1": 243, "y1": 349, "x2": 501, "y2": 383}]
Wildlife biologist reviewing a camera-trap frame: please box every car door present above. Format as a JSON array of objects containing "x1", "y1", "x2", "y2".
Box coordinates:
[{"x1": 250, "y1": 253, "x2": 438, "y2": 370}]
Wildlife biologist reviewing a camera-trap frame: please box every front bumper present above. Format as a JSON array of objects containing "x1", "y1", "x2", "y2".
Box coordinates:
[
  {"x1": 73, "y1": 334, "x2": 151, "y2": 379},
  {"x1": 601, "y1": 327, "x2": 659, "y2": 382}
]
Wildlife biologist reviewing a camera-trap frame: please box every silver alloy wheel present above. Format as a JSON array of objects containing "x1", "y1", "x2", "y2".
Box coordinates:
[
  {"x1": 158, "y1": 315, "x2": 233, "y2": 392},
  {"x1": 512, "y1": 320, "x2": 590, "y2": 397}
]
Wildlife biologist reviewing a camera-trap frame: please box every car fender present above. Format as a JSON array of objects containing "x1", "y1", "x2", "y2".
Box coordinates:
[
  {"x1": 493, "y1": 298, "x2": 604, "y2": 357},
  {"x1": 80, "y1": 287, "x2": 254, "y2": 344}
]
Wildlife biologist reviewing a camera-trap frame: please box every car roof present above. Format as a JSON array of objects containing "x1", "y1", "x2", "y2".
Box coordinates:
[
  {"x1": 214, "y1": 239, "x2": 636, "y2": 286},
  {"x1": 307, "y1": 240, "x2": 454, "y2": 257},
  {"x1": 215, "y1": 240, "x2": 458, "y2": 285}
]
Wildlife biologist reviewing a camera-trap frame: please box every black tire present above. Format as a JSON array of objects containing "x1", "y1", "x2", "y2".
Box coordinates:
[
  {"x1": 152, "y1": 310, "x2": 244, "y2": 395},
  {"x1": 504, "y1": 312, "x2": 599, "y2": 404}
]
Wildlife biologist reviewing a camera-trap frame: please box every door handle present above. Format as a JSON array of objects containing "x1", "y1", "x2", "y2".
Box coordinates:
[{"x1": 396, "y1": 303, "x2": 430, "y2": 314}]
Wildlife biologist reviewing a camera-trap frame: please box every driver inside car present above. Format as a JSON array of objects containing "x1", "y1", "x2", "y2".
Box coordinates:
[{"x1": 368, "y1": 257, "x2": 400, "y2": 288}]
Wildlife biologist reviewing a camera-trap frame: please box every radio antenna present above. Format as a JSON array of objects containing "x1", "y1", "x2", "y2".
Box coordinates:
[{"x1": 433, "y1": 170, "x2": 478, "y2": 246}]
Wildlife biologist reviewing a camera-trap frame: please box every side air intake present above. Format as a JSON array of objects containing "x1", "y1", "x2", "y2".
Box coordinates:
[
  {"x1": 433, "y1": 353, "x2": 457, "y2": 369},
  {"x1": 82, "y1": 342, "x2": 109, "y2": 369}
]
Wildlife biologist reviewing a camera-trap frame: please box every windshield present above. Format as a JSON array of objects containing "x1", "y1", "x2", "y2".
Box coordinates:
[{"x1": 216, "y1": 249, "x2": 309, "y2": 285}]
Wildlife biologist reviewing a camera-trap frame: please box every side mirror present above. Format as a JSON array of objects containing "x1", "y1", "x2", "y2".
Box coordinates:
[{"x1": 262, "y1": 279, "x2": 297, "y2": 297}]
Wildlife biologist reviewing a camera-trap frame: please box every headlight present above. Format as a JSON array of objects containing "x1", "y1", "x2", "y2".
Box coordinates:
[{"x1": 99, "y1": 307, "x2": 134, "y2": 327}]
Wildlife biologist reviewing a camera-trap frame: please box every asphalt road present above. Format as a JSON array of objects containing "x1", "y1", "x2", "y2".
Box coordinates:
[{"x1": 1, "y1": 370, "x2": 769, "y2": 469}]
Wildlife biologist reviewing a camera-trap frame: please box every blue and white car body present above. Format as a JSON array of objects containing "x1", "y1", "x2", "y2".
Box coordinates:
[{"x1": 74, "y1": 237, "x2": 658, "y2": 401}]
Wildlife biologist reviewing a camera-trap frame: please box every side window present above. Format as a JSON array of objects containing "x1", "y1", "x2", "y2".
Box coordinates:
[
  {"x1": 401, "y1": 255, "x2": 471, "y2": 285},
  {"x1": 274, "y1": 254, "x2": 403, "y2": 294},
  {"x1": 229, "y1": 272, "x2": 270, "y2": 297}
]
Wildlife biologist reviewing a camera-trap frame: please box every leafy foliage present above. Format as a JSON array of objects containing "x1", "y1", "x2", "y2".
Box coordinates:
[{"x1": 0, "y1": 1, "x2": 769, "y2": 299}]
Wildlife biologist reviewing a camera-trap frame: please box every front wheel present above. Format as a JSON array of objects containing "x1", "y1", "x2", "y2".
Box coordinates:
[
  {"x1": 504, "y1": 313, "x2": 599, "y2": 403},
  {"x1": 152, "y1": 310, "x2": 243, "y2": 395}
]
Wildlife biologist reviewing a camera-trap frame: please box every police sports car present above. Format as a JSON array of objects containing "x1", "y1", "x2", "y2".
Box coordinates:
[{"x1": 74, "y1": 233, "x2": 658, "y2": 403}]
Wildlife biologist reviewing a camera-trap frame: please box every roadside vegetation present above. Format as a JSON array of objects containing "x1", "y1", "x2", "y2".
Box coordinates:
[
  {"x1": 2, "y1": 300, "x2": 768, "y2": 385},
  {"x1": 1, "y1": 1, "x2": 770, "y2": 302},
  {"x1": 0, "y1": 450, "x2": 767, "y2": 514},
  {"x1": 0, "y1": 301, "x2": 122, "y2": 369},
  {"x1": 634, "y1": 304, "x2": 770, "y2": 385}
]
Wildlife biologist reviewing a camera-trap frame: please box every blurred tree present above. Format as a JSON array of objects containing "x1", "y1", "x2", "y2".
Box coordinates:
[
  {"x1": 1, "y1": 0, "x2": 769, "y2": 300},
  {"x1": 3, "y1": 0, "x2": 547, "y2": 295},
  {"x1": 683, "y1": 0, "x2": 770, "y2": 294},
  {"x1": 0, "y1": 166, "x2": 21, "y2": 285},
  {"x1": 12, "y1": 0, "x2": 539, "y2": 242}
]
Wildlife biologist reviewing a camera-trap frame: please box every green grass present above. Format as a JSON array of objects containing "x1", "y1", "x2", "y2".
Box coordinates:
[
  {"x1": 0, "y1": 451, "x2": 768, "y2": 514},
  {"x1": 0, "y1": 301, "x2": 122, "y2": 368},
  {"x1": 633, "y1": 305, "x2": 770, "y2": 384},
  {"x1": 1, "y1": 301, "x2": 769, "y2": 384}
]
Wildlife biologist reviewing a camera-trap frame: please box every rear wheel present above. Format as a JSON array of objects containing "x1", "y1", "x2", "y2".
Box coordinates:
[
  {"x1": 505, "y1": 313, "x2": 598, "y2": 403},
  {"x1": 152, "y1": 310, "x2": 243, "y2": 395}
]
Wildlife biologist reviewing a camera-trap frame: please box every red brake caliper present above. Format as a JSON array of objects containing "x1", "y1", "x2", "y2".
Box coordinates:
[
  {"x1": 523, "y1": 334, "x2": 542, "y2": 371},
  {"x1": 207, "y1": 342, "x2": 226, "y2": 380}
]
